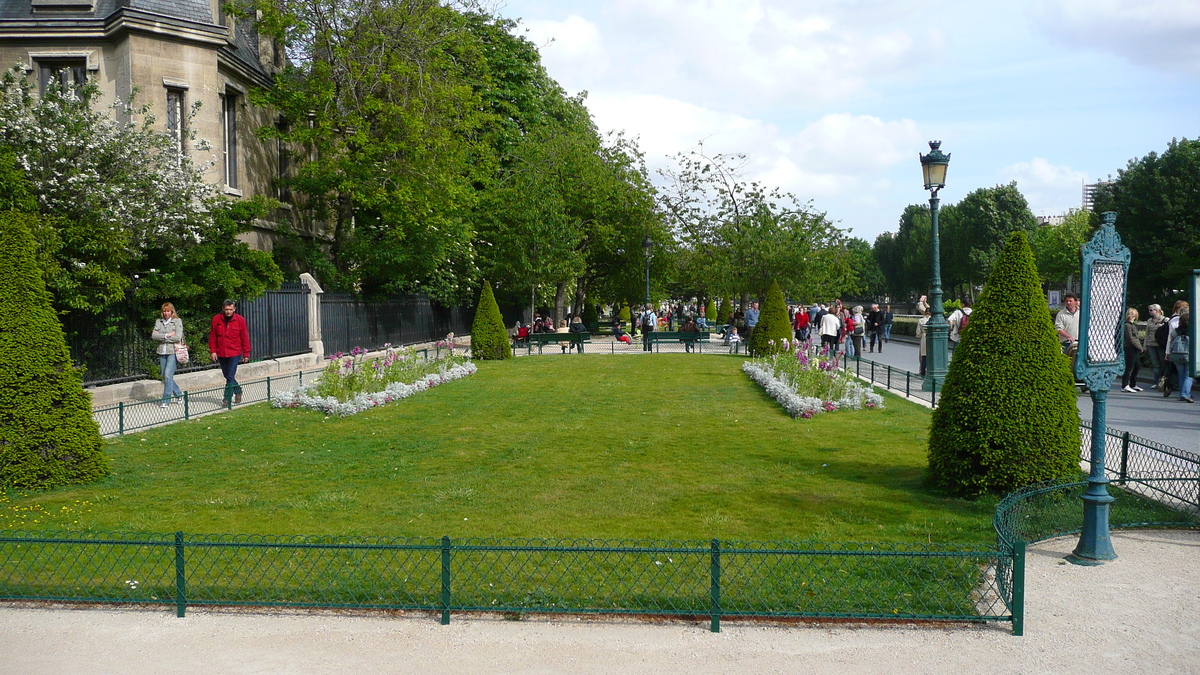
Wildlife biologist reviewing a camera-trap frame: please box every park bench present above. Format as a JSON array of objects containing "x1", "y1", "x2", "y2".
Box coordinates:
[
  {"x1": 527, "y1": 332, "x2": 591, "y2": 354},
  {"x1": 645, "y1": 331, "x2": 711, "y2": 352}
]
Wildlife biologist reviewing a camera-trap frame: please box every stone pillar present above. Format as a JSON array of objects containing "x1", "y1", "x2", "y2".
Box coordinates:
[{"x1": 299, "y1": 272, "x2": 324, "y2": 361}]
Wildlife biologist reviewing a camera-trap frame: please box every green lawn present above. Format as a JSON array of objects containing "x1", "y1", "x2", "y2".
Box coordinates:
[{"x1": 1, "y1": 354, "x2": 996, "y2": 544}]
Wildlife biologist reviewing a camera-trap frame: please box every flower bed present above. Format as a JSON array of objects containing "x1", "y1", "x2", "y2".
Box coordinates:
[
  {"x1": 744, "y1": 340, "x2": 884, "y2": 419},
  {"x1": 272, "y1": 346, "x2": 476, "y2": 416}
]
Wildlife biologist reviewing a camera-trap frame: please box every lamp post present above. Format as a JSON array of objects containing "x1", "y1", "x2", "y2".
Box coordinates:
[
  {"x1": 642, "y1": 236, "x2": 653, "y2": 307},
  {"x1": 919, "y1": 141, "x2": 951, "y2": 389}
]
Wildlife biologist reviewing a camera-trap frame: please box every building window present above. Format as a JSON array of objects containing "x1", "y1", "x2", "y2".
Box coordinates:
[
  {"x1": 38, "y1": 58, "x2": 86, "y2": 97},
  {"x1": 222, "y1": 92, "x2": 239, "y2": 189},
  {"x1": 166, "y1": 88, "x2": 186, "y2": 156}
]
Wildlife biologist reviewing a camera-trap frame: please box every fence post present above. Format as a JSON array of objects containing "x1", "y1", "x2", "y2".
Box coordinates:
[
  {"x1": 710, "y1": 539, "x2": 721, "y2": 633},
  {"x1": 1119, "y1": 431, "x2": 1130, "y2": 484},
  {"x1": 1011, "y1": 540, "x2": 1026, "y2": 636},
  {"x1": 932, "y1": 377, "x2": 938, "y2": 406},
  {"x1": 174, "y1": 531, "x2": 186, "y2": 618},
  {"x1": 906, "y1": 371, "x2": 911, "y2": 398},
  {"x1": 887, "y1": 365, "x2": 892, "y2": 390},
  {"x1": 440, "y1": 535, "x2": 451, "y2": 625},
  {"x1": 870, "y1": 361, "x2": 875, "y2": 382},
  {"x1": 118, "y1": 402, "x2": 124, "y2": 435},
  {"x1": 183, "y1": 392, "x2": 189, "y2": 421}
]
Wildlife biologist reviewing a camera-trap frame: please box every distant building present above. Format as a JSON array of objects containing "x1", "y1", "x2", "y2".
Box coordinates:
[
  {"x1": 0, "y1": 0, "x2": 310, "y2": 250},
  {"x1": 1082, "y1": 181, "x2": 1113, "y2": 212},
  {"x1": 1036, "y1": 215, "x2": 1066, "y2": 227}
]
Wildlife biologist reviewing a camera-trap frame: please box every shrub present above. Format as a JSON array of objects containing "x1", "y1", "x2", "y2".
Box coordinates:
[
  {"x1": 619, "y1": 302, "x2": 631, "y2": 325},
  {"x1": 0, "y1": 211, "x2": 108, "y2": 489},
  {"x1": 928, "y1": 231, "x2": 1080, "y2": 498},
  {"x1": 748, "y1": 282, "x2": 792, "y2": 356},
  {"x1": 943, "y1": 298, "x2": 963, "y2": 314},
  {"x1": 705, "y1": 300, "x2": 716, "y2": 322},
  {"x1": 716, "y1": 298, "x2": 732, "y2": 325},
  {"x1": 470, "y1": 280, "x2": 512, "y2": 360},
  {"x1": 581, "y1": 302, "x2": 598, "y2": 328}
]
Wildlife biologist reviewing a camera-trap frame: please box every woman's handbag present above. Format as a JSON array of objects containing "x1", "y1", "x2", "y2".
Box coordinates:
[{"x1": 175, "y1": 340, "x2": 191, "y2": 365}]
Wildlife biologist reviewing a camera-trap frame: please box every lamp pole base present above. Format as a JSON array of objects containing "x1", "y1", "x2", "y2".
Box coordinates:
[{"x1": 1066, "y1": 488, "x2": 1117, "y2": 565}]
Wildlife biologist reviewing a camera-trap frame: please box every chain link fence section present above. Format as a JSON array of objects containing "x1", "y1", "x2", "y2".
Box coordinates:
[{"x1": 0, "y1": 531, "x2": 1018, "y2": 632}]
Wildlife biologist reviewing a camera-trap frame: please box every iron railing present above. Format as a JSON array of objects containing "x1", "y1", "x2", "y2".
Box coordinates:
[
  {"x1": 321, "y1": 294, "x2": 473, "y2": 357},
  {"x1": 0, "y1": 531, "x2": 1016, "y2": 632},
  {"x1": 1078, "y1": 422, "x2": 1200, "y2": 511}
]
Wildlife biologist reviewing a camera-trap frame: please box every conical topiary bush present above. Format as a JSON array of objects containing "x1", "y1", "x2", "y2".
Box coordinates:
[
  {"x1": 470, "y1": 280, "x2": 512, "y2": 360},
  {"x1": 705, "y1": 299, "x2": 716, "y2": 323},
  {"x1": 928, "y1": 231, "x2": 1080, "y2": 498},
  {"x1": 716, "y1": 298, "x2": 731, "y2": 325},
  {"x1": 748, "y1": 281, "x2": 792, "y2": 356},
  {"x1": 619, "y1": 302, "x2": 631, "y2": 327},
  {"x1": 0, "y1": 211, "x2": 108, "y2": 489}
]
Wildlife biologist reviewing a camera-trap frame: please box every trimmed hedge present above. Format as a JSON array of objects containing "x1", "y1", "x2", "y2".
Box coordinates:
[
  {"x1": 716, "y1": 298, "x2": 731, "y2": 325},
  {"x1": 470, "y1": 280, "x2": 512, "y2": 360},
  {"x1": 748, "y1": 282, "x2": 792, "y2": 356},
  {"x1": 927, "y1": 231, "x2": 1080, "y2": 498},
  {"x1": 0, "y1": 211, "x2": 108, "y2": 489},
  {"x1": 705, "y1": 300, "x2": 716, "y2": 322},
  {"x1": 619, "y1": 302, "x2": 631, "y2": 325}
]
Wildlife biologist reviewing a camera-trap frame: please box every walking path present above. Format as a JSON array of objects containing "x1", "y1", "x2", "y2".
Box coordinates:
[
  {"x1": 861, "y1": 337, "x2": 1198, "y2": 454},
  {"x1": 2, "y1": 529, "x2": 1196, "y2": 673}
]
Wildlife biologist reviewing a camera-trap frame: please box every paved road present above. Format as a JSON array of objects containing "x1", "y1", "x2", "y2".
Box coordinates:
[{"x1": 848, "y1": 337, "x2": 1198, "y2": 454}]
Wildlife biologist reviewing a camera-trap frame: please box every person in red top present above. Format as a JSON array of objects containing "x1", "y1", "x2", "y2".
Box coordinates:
[
  {"x1": 793, "y1": 308, "x2": 811, "y2": 342},
  {"x1": 209, "y1": 299, "x2": 251, "y2": 405}
]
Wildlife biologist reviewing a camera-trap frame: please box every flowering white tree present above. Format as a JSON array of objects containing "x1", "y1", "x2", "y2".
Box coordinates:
[{"x1": 0, "y1": 66, "x2": 278, "y2": 316}]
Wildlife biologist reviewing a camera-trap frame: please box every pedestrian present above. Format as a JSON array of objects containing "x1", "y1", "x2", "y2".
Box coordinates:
[
  {"x1": 849, "y1": 305, "x2": 866, "y2": 357},
  {"x1": 152, "y1": 301, "x2": 185, "y2": 408},
  {"x1": 948, "y1": 299, "x2": 973, "y2": 349},
  {"x1": 209, "y1": 299, "x2": 251, "y2": 406},
  {"x1": 867, "y1": 303, "x2": 884, "y2": 353},
  {"x1": 915, "y1": 307, "x2": 931, "y2": 376},
  {"x1": 794, "y1": 306, "x2": 811, "y2": 342},
  {"x1": 882, "y1": 304, "x2": 894, "y2": 343},
  {"x1": 1164, "y1": 302, "x2": 1191, "y2": 402},
  {"x1": 818, "y1": 306, "x2": 841, "y2": 354},
  {"x1": 916, "y1": 295, "x2": 929, "y2": 314},
  {"x1": 1121, "y1": 307, "x2": 1144, "y2": 392},
  {"x1": 639, "y1": 304, "x2": 657, "y2": 352},
  {"x1": 743, "y1": 301, "x2": 760, "y2": 345},
  {"x1": 1144, "y1": 304, "x2": 1168, "y2": 390},
  {"x1": 1055, "y1": 293, "x2": 1084, "y2": 392}
]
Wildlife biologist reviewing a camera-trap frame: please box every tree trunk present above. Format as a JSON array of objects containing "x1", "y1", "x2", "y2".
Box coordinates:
[{"x1": 555, "y1": 282, "x2": 566, "y2": 326}]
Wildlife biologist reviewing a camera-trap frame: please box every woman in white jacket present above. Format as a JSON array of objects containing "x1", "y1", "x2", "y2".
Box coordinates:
[{"x1": 151, "y1": 302, "x2": 185, "y2": 407}]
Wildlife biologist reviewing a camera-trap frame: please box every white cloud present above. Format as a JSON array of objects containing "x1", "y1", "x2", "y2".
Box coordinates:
[
  {"x1": 998, "y1": 157, "x2": 1088, "y2": 216},
  {"x1": 523, "y1": 15, "x2": 610, "y2": 90},
  {"x1": 1032, "y1": 0, "x2": 1200, "y2": 73},
  {"x1": 526, "y1": 0, "x2": 938, "y2": 107},
  {"x1": 586, "y1": 93, "x2": 920, "y2": 201}
]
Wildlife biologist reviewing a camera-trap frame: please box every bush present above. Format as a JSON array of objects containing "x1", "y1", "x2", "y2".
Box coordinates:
[
  {"x1": 716, "y1": 298, "x2": 731, "y2": 325},
  {"x1": 619, "y1": 302, "x2": 631, "y2": 326},
  {"x1": 927, "y1": 231, "x2": 1080, "y2": 498},
  {"x1": 943, "y1": 299, "x2": 963, "y2": 314},
  {"x1": 470, "y1": 280, "x2": 512, "y2": 360},
  {"x1": 581, "y1": 302, "x2": 598, "y2": 327},
  {"x1": 0, "y1": 211, "x2": 108, "y2": 489},
  {"x1": 705, "y1": 300, "x2": 716, "y2": 322},
  {"x1": 891, "y1": 317, "x2": 918, "y2": 337},
  {"x1": 748, "y1": 281, "x2": 792, "y2": 356}
]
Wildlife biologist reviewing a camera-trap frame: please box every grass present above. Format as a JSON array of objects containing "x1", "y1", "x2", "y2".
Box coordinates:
[{"x1": 0, "y1": 354, "x2": 997, "y2": 544}]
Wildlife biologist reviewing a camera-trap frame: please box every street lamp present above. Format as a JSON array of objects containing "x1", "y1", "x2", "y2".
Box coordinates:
[
  {"x1": 642, "y1": 235, "x2": 653, "y2": 307},
  {"x1": 920, "y1": 141, "x2": 951, "y2": 390}
]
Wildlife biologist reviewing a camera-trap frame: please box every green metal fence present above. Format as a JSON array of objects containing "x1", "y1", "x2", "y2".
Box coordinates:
[
  {"x1": 845, "y1": 355, "x2": 940, "y2": 406},
  {"x1": 0, "y1": 531, "x2": 1017, "y2": 632},
  {"x1": 93, "y1": 349, "x2": 436, "y2": 437}
]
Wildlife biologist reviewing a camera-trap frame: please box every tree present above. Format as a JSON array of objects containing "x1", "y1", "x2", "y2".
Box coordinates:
[
  {"x1": 1092, "y1": 137, "x2": 1200, "y2": 308},
  {"x1": 844, "y1": 237, "x2": 887, "y2": 299},
  {"x1": 927, "y1": 231, "x2": 1079, "y2": 498},
  {"x1": 0, "y1": 68, "x2": 280, "y2": 323},
  {"x1": 0, "y1": 211, "x2": 108, "y2": 489},
  {"x1": 1029, "y1": 210, "x2": 1094, "y2": 287},
  {"x1": 942, "y1": 183, "x2": 1036, "y2": 298},
  {"x1": 469, "y1": 280, "x2": 511, "y2": 360},
  {"x1": 659, "y1": 147, "x2": 851, "y2": 306},
  {"x1": 748, "y1": 281, "x2": 791, "y2": 356}
]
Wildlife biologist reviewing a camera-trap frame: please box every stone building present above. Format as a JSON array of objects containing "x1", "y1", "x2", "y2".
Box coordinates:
[{"x1": 0, "y1": 0, "x2": 304, "y2": 249}]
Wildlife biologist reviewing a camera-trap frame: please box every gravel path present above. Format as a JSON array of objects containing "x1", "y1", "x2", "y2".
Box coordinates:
[{"x1": 2, "y1": 530, "x2": 1197, "y2": 674}]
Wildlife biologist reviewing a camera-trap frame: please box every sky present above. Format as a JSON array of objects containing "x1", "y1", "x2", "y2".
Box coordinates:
[{"x1": 492, "y1": 0, "x2": 1200, "y2": 242}]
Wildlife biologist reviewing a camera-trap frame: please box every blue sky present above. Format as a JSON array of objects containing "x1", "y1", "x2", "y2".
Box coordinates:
[{"x1": 493, "y1": 0, "x2": 1200, "y2": 242}]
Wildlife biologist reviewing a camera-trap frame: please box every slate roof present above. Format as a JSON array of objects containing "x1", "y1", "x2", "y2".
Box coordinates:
[{"x1": 0, "y1": 0, "x2": 211, "y2": 24}]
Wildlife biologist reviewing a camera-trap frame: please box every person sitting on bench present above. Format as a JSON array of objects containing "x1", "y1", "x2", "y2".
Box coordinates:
[
  {"x1": 679, "y1": 316, "x2": 699, "y2": 352},
  {"x1": 612, "y1": 319, "x2": 631, "y2": 344},
  {"x1": 568, "y1": 316, "x2": 588, "y2": 353}
]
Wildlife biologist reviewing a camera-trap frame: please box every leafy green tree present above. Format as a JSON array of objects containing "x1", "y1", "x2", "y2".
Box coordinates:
[
  {"x1": 705, "y1": 300, "x2": 716, "y2": 322},
  {"x1": 1092, "y1": 137, "x2": 1200, "y2": 308},
  {"x1": 844, "y1": 237, "x2": 887, "y2": 299},
  {"x1": 0, "y1": 211, "x2": 108, "y2": 489},
  {"x1": 1029, "y1": 210, "x2": 1095, "y2": 287},
  {"x1": 941, "y1": 183, "x2": 1036, "y2": 298},
  {"x1": 928, "y1": 231, "x2": 1079, "y2": 498},
  {"x1": 469, "y1": 280, "x2": 511, "y2": 360},
  {"x1": 748, "y1": 281, "x2": 791, "y2": 356}
]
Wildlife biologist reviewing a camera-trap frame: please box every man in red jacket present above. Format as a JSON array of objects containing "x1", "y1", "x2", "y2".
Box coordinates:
[{"x1": 209, "y1": 299, "x2": 251, "y2": 405}]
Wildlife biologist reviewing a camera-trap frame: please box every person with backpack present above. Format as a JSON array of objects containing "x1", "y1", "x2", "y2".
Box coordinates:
[
  {"x1": 639, "y1": 304, "x2": 657, "y2": 352},
  {"x1": 848, "y1": 306, "x2": 866, "y2": 358},
  {"x1": 948, "y1": 299, "x2": 973, "y2": 349},
  {"x1": 1163, "y1": 302, "x2": 1191, "y2": 401}
]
